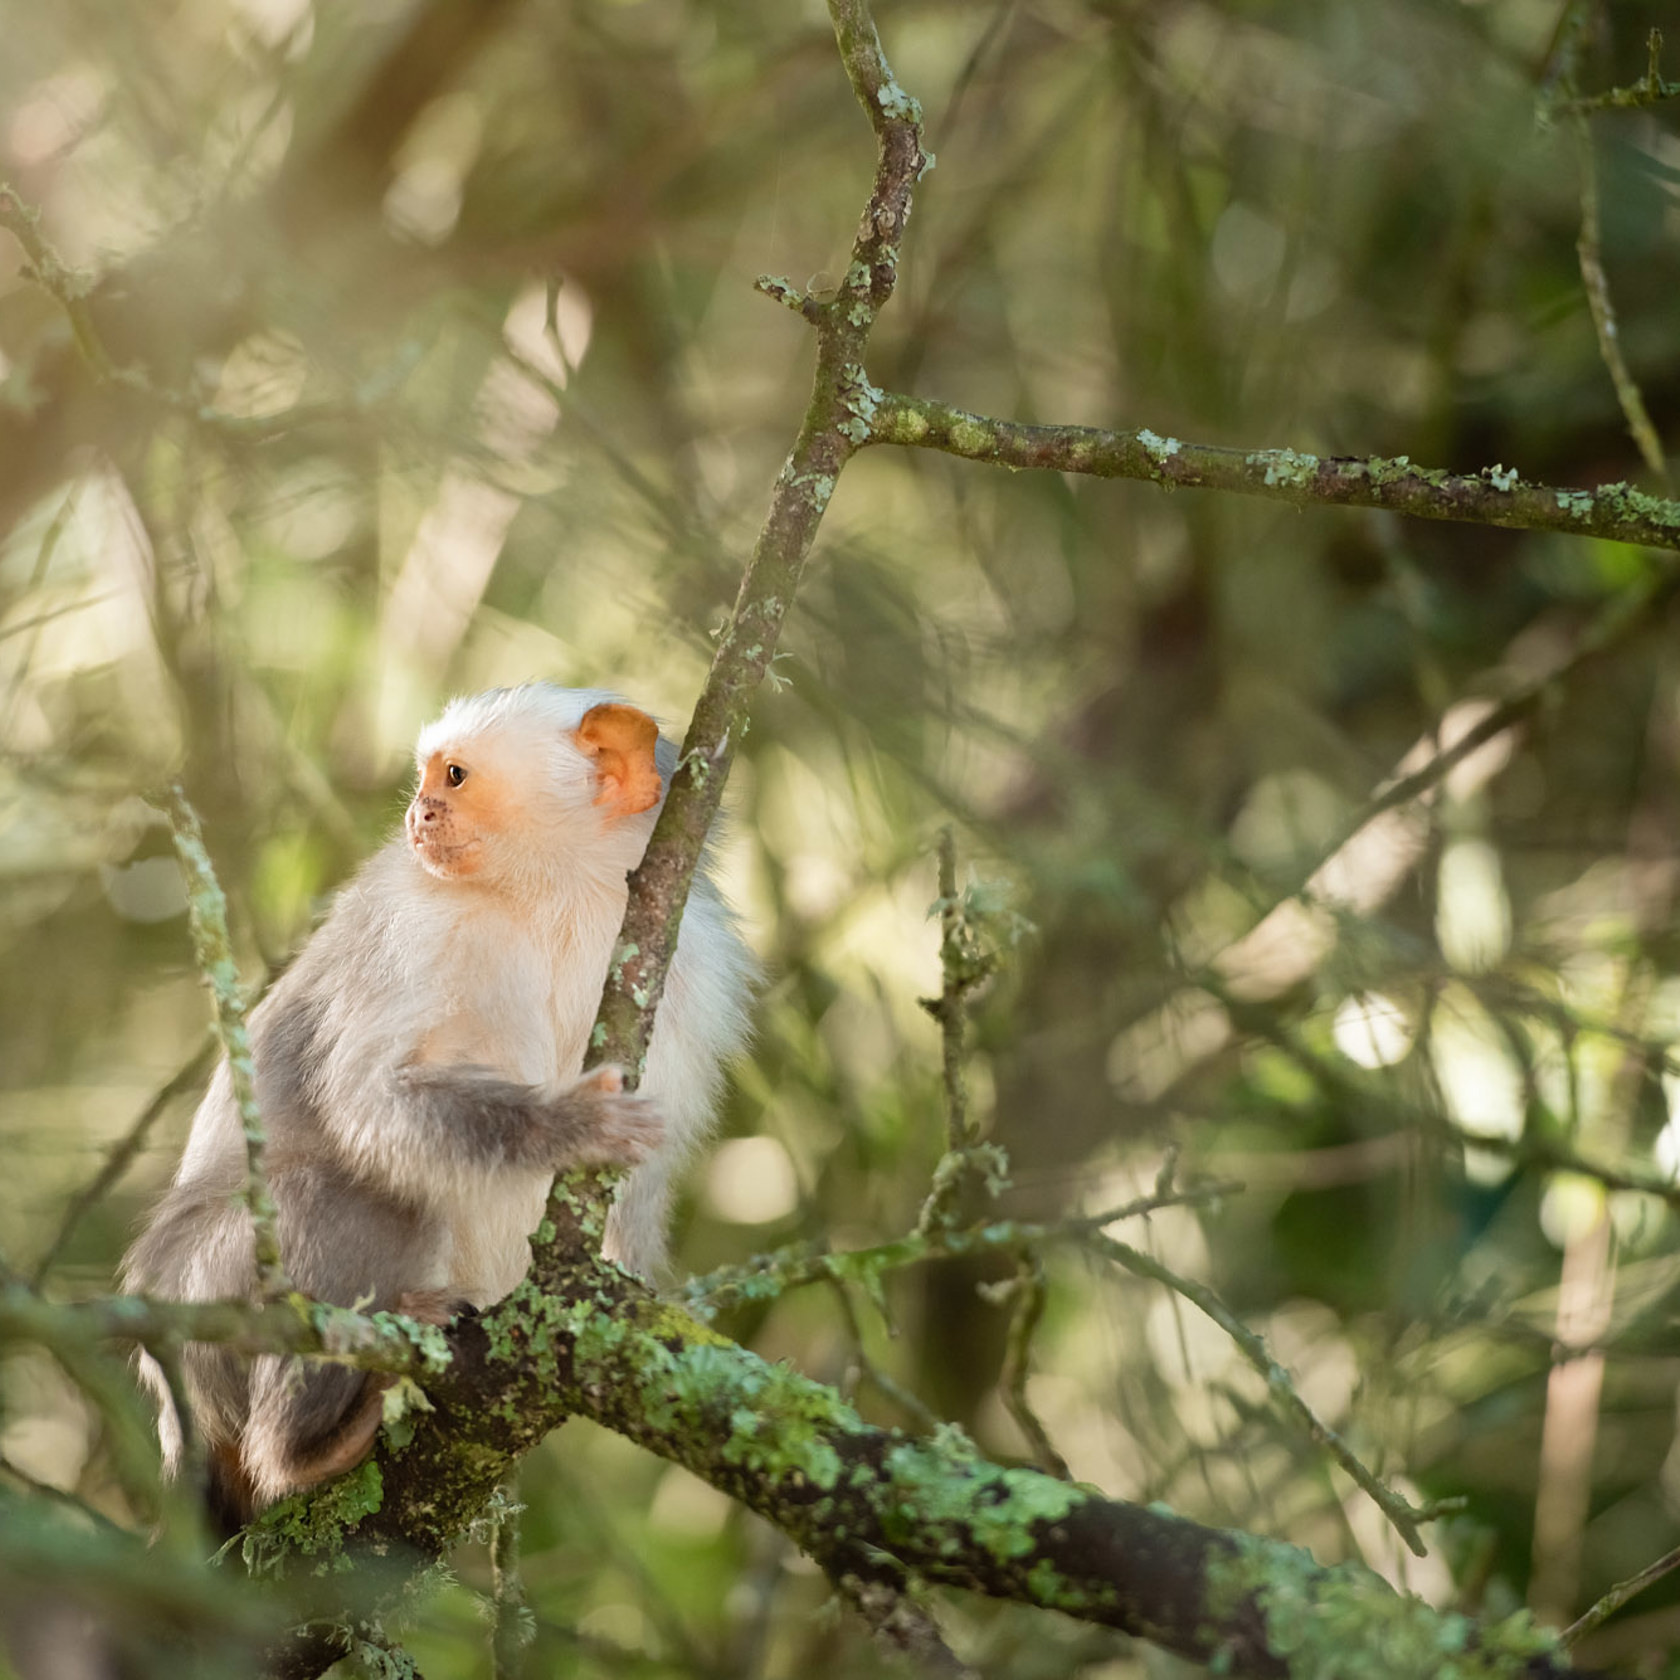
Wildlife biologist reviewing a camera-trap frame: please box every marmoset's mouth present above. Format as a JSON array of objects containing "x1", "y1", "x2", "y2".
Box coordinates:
[{"x1": 409, "y1": 832, "x2": 484, "y2": 877}]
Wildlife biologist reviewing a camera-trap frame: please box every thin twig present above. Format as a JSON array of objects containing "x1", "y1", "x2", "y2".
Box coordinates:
[
  {"x1": 996, "y1": 1255, "x2": 1070, "y2": 1479},
  {"x1": 1562, "y1": 1543, "x2": 1680, "y2": 1644},
  {"x1": 489, "y1": 1477, "x2": 530, "y2": 1680},
  {"x1": 917, "y1": 828, "x2": 1005, "y2": 1232},
  {"x1": 679, "y1": 1177, "x2": 1240, "y2": 1318},
  {"x1": 163, "y1": 786, "x2": 288, "y2": 1298},
  {"x1": 1553, "y1": 29, "x2": 1679, "y2": 114},
  {"x1": 1085, "y1": 1230, "x2": 1450, "y2": 1557},
  {"x1": 827, "y1": 1277, "x2": 941, "y2": 1433},
  {"x1": 1181, "y1": 556, "x2": 1680, "y2": 1007},
  {"x1": 0, "y1": 182, "x2": 375, "y2": 439},
  {"x1": 0, "y1": 1453, "x2": 125, "y2": 1534},
  {"x1": 31, "y1": 1035, "x2": 216, "y2": 1288},
  {"x1": 0, "y1": 183, "x2": 117, "y2": 376},
  {"x1": 1573, "y1": 114, "x2": 1671, "y2": 485},
  {"x1": 1232, "y1": 1001, "x2": 1680, "y2": 1215},
  {"x1": 838, "y1": 1574, "x2": 980, "y2": 1680},
  {"x1": 0, "y1": 1277, "x2": 436, "y2": 1376}
]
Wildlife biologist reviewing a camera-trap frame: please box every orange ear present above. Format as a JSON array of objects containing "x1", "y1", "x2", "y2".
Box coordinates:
[{"x1": 575, "y1": 703, "x2": 663, "y2": 818}]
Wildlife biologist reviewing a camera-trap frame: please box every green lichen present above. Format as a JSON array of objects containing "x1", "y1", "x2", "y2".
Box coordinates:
[
  {"x1": 1244, "y1": 448, "x2": 1320, "y2": 489},
  {"x1": 1555, "y1": 489, "x2": 1594, "y2": 519},
  {"x1": 948, "y1": 417, "x2": 995, "y2": 457},
  {"x1": 879, "y1": 1441, "x2": 1082, "y2": 1564},
  {"x1": 836, "y1": 363, "x2": 883, "y2": 446},
  {"x1": 244, "y1": 1460, "x2": 385, "y2": 1574},
  {"x1": 875, "y1": 81, "x2": 923, "y2": 123},
  {"x1": 1204, "y1": 1535, "x2": 1560, "y2": 1679},
  {"x1": 1487, "y1": 464, "x2": 1519, "y2": 492},
  {"x1": 1025, "y1": 1556, "x2": 1103, "y2": 1613},
  {"x1": 886, "y1": 406, "x2": 929, "y2": 443},
  {"x1": 1594, "y1": 479, "x2": 1680, "y2": 531},
  {"x1": 379, "y1": 1376, "x2": 435, "y2": 1452},
  {"x1": 1137, "y1": 428, "x2": 1181, "y2": 463}
]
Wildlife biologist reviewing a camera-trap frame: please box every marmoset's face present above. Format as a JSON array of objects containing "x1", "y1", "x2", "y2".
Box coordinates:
[{"x1": 405, "y1": 747, "x2": 508, "y2": 879}]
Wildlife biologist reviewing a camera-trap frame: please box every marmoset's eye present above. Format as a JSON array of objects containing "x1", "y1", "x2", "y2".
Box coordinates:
[{"x1": 446, "y1": 763, "x2": 467, "y2": 787}]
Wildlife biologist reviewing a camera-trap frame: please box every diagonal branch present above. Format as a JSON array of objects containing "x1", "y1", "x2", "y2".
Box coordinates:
[{"x1": 529, "y1": 0, "x2": 930, "y2": 1279}]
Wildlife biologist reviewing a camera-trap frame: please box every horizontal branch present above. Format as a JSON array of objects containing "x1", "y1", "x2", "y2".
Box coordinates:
[
  {"x1": 868, "y1": 392, "x2": 1680, "y2": 552},
  {"x1": 2, "y1": 1253, "x2": 1582, "y2": 1679},
  {"x1": 679, "y1": 1179, "x2": 1240, "y2": 1317},
  {"x1": 0, "y1": 1278, "x2": 440, "y2": 1377}
]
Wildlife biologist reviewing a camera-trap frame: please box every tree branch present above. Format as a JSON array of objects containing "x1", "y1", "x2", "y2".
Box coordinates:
[
  {"x1": 264, "y1": 1261, "x2": 1587, "y2": 1680},
  {"x1": 867, "y1": 392, "x2": 1680, "y2": 551}
]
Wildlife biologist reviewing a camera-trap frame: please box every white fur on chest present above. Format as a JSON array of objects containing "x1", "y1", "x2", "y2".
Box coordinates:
[{"x1": 432, "y1": 879, "x2": 624, "y2": 1299}]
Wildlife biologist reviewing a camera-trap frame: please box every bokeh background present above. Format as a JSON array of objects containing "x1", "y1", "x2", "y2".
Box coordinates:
[{"x1": 3, "y1": 0, "x2": 1680, "y2": 1674}]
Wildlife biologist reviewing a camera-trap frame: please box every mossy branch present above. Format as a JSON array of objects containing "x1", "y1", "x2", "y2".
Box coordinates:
[
  {"x1": 1562, "y1": 1541, "x2": 1680, "y2": 1645},
  {"x1": 867, "y1": 392, "x2": 1680, "y2": 551},
  {"x1": 265, "y1": 1261, "x2": 1589, "y2": 1680},
  {"x1": 164, "y1": 786, "x2": 289, "y2": 1298}
]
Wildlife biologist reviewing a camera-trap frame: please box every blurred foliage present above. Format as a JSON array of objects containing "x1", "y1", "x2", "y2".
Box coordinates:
[{"x1": 2, "y1": 0, "x2": 1680, "y2": 1675}]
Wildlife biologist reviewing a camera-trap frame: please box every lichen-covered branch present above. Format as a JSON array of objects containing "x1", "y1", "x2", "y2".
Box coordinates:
[
  {"x1": 165, "y1": 786, "x2": 289, "y2": 1298},
  {"x1": 265, "y1": 1261, "x2": 1587, "y2": 1680},
  {"x1": 868, "y1": 392, "x2": 1680, "y2": 551},
  {"x1": 530, "y1": 0, "x2": 929, "y2": 1278},
  {"x1": 0, "y1": 1275, "x2": 440, "y2": 1378},
  {"x1": 489, "y1": 1477, "x2": 531, "y2": 1680}
]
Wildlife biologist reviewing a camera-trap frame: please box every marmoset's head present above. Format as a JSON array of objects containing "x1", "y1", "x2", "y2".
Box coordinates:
[{"x1": 406, "y1": 684, "x2": 666, "y2": 887}]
